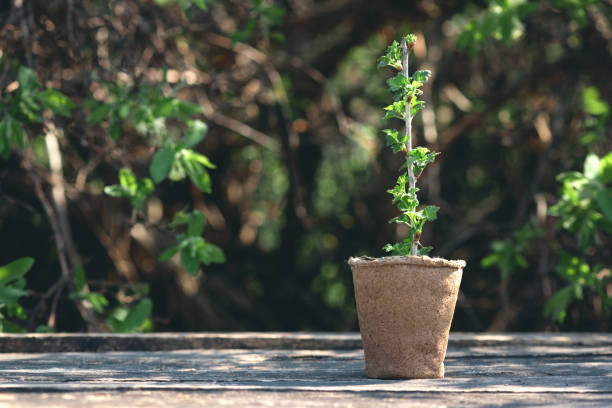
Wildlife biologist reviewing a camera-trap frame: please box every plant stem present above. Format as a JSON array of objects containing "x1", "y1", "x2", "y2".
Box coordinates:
[{"x1": 402, "y1": 39, "x2": 418, "y2": 256}]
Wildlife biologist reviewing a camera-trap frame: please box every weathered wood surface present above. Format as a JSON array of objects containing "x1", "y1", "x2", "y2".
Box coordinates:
[{"x1": 0, "y1": 333, "x2": 611, "y2": 407}]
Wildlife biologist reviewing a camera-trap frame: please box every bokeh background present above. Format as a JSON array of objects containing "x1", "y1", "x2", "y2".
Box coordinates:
[{"x1": 1, "y1": 0, "x2": 611, "y2": 333}]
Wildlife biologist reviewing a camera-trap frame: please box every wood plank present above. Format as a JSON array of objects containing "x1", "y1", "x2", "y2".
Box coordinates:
[
  {"x1": 1, "y1": 332, "x2": 612, "y2": 352},
  {"x1": 0, "y1": 334, "x2": 611, "y2": 406},
  {"x1": 0, "y1": 350, "x2": 611, "y2": 394},
  {"x1": 2, "y1": 391, "x2": 612, "y2": 408}
]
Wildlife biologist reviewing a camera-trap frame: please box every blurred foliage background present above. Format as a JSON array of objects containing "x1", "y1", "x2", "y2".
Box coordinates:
[{"x1": 0, "y1": 0, "x2": 611, "y2": 333}]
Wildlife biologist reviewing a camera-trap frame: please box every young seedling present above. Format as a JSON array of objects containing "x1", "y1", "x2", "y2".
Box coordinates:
[{"x1": 379, "y1": 34, "x2": 439, "y2": 256}]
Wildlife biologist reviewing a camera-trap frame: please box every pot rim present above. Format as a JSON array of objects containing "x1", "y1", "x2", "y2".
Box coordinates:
[{"x1": 348, "y1": 255, "x2": 466, "y2": 269}]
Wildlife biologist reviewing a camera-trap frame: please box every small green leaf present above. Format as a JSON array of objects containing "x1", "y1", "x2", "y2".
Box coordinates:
[
  {"x1": 597, "y1": 188, "x2": 612, "y2": 222},
  {"x1": 181, "y1": 154, "x2": 212, "y2": 193},
  {"x1": 0, "y1": 286, "x2": 28, "y2": 305},
  {"x1": 109, "y1": 115, "x2": 121, "y2": 140},
  {"x1": 119, "y1": 168, "x2": 138, "y2": 192},
  {"x1": 170, "y1": 210, "x2": 190, "y2": 228},
  {"x1": 74, "y1": 265, "x2": 86, "y2": 293},
  {"x1": 82, "y1": 292, "x2": 108, "y2": 313},
  {"x1": 598, "y1": 152, "x2": 612, "y2": 184},
  {"x1": 150, "y1": 145, "x2": 175, "y2": 183},
  {"x1": 183, "y1": 149, "x2": 216, "y2": 169},
  {"x1": 121, "y1": 298, "x2": 152, "y2": 333},
  {"x1": 18, "y1": 97, "x2": 42, "y2": 123},
  {"x1": 422, "y1": 205, "x2": 439, "y2": 221},
  {"x1": 180, "y1": 246, "x2": 200, "y2": 275},
  {"x1": 35, "y1": 89, "x2": 75, "y2": 117},
  {"x1": 88, "y1": 103, "x2": 113, "y2": 124},
  {"x1": 191, "y1": 0, "x2": 215, "y2": 11},
  {"x1": 158, "y1": 246, "x2": 179, "y2": 262},
  {"x1": 17, "y1": 67, "x2": 39, "y2": 93},
  {"x1": 404, "y1": 33, "x2": 417, "y2": 46},
  {"x1": 187, "y1": 211, "x2": 206, "y2": 237},
  {"x1": 131, "y1": 178, "x2": 154, "y2": 210},
  {"x1": 582, "y1": 87, "x2": 609, "y2": 117},
  {"x1": 10, "y1": 120, "x2": 24, "y2": 150},
  {"x1": 417, "y1": 246, "x2": 433, "y2": 256},
  {"x1": 377, "y1": 40, "x2": 402, "y2": 70},
  {"x1": 0, "y1": 257, "x2": 34, "y2": 286},
  {"x1": 413, "y1": 70, "x2": 431, "y2": 84},
  {"x1": 183, "y1": 120, "x2": 208, "y2": 148},
  {"x1": 383, "y1": 100, "x2": 406, "y2": 121},
  {"x1": 544, "y1": 285, "x2": 578, "y2": 323},
  {"x1": 387, "y1": 73, "x2": 409, "y2": 96},
  {"x1": 584, "y1": 154, "x2": 600, "y2": 180},
  {"x1": 103, "y1": 185, "x2": 130, "y2": 197},
  {"x1": 481, "y1": 253, "x2": 500, "y2": 268},
  {"x1": 198, "y1": 242, "x2": 225, "y2": 265}
]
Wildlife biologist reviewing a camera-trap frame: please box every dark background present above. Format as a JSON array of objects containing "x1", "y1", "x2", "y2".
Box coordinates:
[{"x1": 1, "y1": 0, "x2": 611, "y2": 333}]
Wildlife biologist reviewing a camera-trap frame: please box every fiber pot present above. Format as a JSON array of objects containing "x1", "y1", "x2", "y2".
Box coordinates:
[{"x1": 348, "y1": 255, "x2": 465, "y2": 379}]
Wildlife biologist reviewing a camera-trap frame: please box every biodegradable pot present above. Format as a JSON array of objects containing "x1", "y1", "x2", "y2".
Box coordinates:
[{"x1": 348, "y1": 255, "x2": 465, "y2": 379}]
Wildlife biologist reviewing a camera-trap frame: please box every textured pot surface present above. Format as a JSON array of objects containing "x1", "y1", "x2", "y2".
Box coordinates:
[{"x1": 349, "y1": 255, "x2": 465, "y2": 379}]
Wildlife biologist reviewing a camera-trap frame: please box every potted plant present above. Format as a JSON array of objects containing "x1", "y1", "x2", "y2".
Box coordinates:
[{"x1": 348, "y1": 34, "x2": 465, "y2": 379}]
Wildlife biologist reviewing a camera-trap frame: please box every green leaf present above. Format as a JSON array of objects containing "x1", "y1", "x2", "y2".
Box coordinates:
[
  {"x1": 170, "y1": 210, "x2": 190, "y2": 227},
  {"x1": 598, "y1": 152, "x2": 612, "y2": 184},
  {"x1": 383, "y1": 129, "x2": 407, "y2": 154},
  {"x1": 187, "y1": 211, "x2": 206, "y2": 237},
  {"x1": 103, "y1": 185, "x2": 131, "y2": 197},
  {"x1": 410, "y1": 99, "x2": 425, "y2": 116},
  {"x1": 88, "y1": 103, "x2": 113, "y2": 124},
  {"x1": 109, "y1": 115, "x2": 121, "y2": 141},
  {"x1": 158, "y1": 245, "x2": 179, "y2": 262},
  {"x1": 119, "y1": 168, "x2": 138, "y2": 192},
  {"x1": 481, "y1": 253, "x2": 500, "y2": 268},
  {"x1": 387, "y1": 73, "x2": 409, "y2": 96},
  {"x1": 584, "y1": 154, "x2": 600, "y2": 180},
  {"x1": 150, "y1": 145, "x2": 175, "y2": 183},
  {"x1": 35, "y1": 89, "x2": 75, "y2": 117},
  {"x1": 0, "y1": 319, "x2": 26, "y2": 333},
  {"x1": 131, "y1": 178, "x2": 154, "y2": 210},
  {"x1": 10, "y1": 119, "x2": 23, "y2": 150},
  {"x1": 191, "y1": 0, "x2": 215, "y2": 11},
  {"x1": 582, "y1": 87, "x2": 609, "y2": 117},
  {"x1": 183, "y1": 120, "x2": 208, "y2": 148},
  {"x1": 417, "y1": 246, "x2": 433, "y2": 256},
  {"x1": 120, "y1": 298, "x2": 152, "y2": 332},
  {"x1": 597, "y1": 188, "x2": 612, "y2": 222},
  {"x1": 404, "y1": 33, "x2": 417, "y2": 46},
  {"x1": 107, "y1": 299, "x2": 152, "y2": 333},
  {"x1": 377, "y1": 40, "x2": 402, "y2": 70},
  {"x1": 383, "y1": 100, "x2": 406, "y2": 121},
  {"x1": 18, "y1": 97, "x2": 42, "y2": 123},
  {"x1": 0, "y1": 286, "x2": 28, "y2": 305},
  {"x1": 74, "y1": 265, "x2": 86, "y2": 293},
  {"x1": 17, "y1": 67, "x2": 39, "y2": 93},
  {"x1": 82, "y1": 292, "x2": 108, "y2": 313},
  {"x1": 181, "y1": 154, "x2": 212, "y2": 193},
  {"x1": 422, "y1": 205, "x2": 439, "y2": 221},
  {"x1": 180, "y1": 246, "x2": 201, "y2": 275},
  {"x1": 198, "y1": 242, "x2": 225, "y2": 265},
  {"x1": 0, "y1": 257, "x2": 34, "y2": 286},
  {"x1": 183, "y1": 149, "x2": 216, "y2": 169},
  {"x1": 413, "y1": 70, "x2": 431, "y2": 84},
  {"x1": 0, "y1": 118, "x2": 9, "y2": 155},
  {"x1": 175, "y1": 100, "x2": 202, "y2": 117},
  {"x1": 544, "y1": 285, "x2": 578, "y2": 323}
]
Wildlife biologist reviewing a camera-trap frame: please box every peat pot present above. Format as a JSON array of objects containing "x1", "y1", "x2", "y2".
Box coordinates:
[{"x1": 348, "y1": 255, "x2": 465, "y2": 379}]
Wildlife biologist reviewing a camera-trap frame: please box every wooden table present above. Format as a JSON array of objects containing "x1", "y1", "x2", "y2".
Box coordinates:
[{"x1": 0, "y1": 333, "x2": 611, "y2": 407}]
